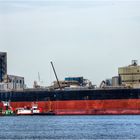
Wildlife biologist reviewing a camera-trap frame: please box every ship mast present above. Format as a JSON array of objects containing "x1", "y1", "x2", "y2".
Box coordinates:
[{"x1": 50, "y1": 61, "x2": 62, "y2": 90}]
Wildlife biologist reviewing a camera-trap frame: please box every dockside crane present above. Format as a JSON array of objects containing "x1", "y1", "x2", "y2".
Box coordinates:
[{"x1": 50, "y1": 61, "x2": 62, "y2": 90}]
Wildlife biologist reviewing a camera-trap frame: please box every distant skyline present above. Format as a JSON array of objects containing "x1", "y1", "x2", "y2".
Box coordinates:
[{"x1": 0, "y1": 0, "x2": 140, "y2": 87}]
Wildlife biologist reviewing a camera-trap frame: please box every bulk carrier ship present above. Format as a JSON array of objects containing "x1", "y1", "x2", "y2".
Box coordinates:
[{"x1": 1, "y1": 52, "x2": 140, "y2": 115}]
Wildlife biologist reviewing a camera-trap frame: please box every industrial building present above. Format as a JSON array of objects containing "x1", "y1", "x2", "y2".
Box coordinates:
[
  {"x1": 0, "y1": 52, "x2": 25, "y2": 91},
  {"x1": 118, "y1": 60, "x2": 140, "y2": 88},
  {"x1": 0, "y1": 52, "x2": 7, "y2": 82}
]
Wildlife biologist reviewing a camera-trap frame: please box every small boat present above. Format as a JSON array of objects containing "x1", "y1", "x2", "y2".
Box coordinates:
[
  {"x1": 16, "y1": 104, "x2": 41, "y2": 115},
  {"x1": 31, "y1": 105, "x2": 41, "y2": 114},
  {"x1": 1, "y1": 101, "x2": 14, "y2": 116},
  {"x1": 16, "y1": 108, "x2": 32, "y2": 115}
]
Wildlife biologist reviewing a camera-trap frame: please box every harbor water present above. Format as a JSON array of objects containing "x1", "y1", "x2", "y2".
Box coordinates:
[{"x1": 0, "y1": 115, "x2": 140, "y2": 139}]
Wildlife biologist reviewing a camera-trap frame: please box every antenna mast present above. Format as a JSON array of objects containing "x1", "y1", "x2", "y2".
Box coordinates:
[{"x1": 38, "y1": 72, "x2": 40, "y2": 83}]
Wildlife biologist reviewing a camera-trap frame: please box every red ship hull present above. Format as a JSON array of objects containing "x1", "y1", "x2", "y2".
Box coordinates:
[{"x1": 1, "y1": 99, "x2": 140, "y2": 115}]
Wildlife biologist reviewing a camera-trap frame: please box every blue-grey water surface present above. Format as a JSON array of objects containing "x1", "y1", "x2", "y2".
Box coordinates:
[{"x1": 0, "y1": 115, "x2": 140, "y2": 139}]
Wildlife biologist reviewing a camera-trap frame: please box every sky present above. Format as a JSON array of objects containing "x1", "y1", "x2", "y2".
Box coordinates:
[{"x1": 0, "y1": 0, "x2": 140, "y2": 87}]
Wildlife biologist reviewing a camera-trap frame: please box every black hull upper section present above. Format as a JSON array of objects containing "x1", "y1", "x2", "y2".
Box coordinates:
[{"x1": 0, "y1": 88, "x2": 140, "y2": 102}]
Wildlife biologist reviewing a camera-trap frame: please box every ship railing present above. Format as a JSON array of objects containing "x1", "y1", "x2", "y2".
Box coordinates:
[{"x1": 97, "y1": 86, "x2": 130, "y2": 90}]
